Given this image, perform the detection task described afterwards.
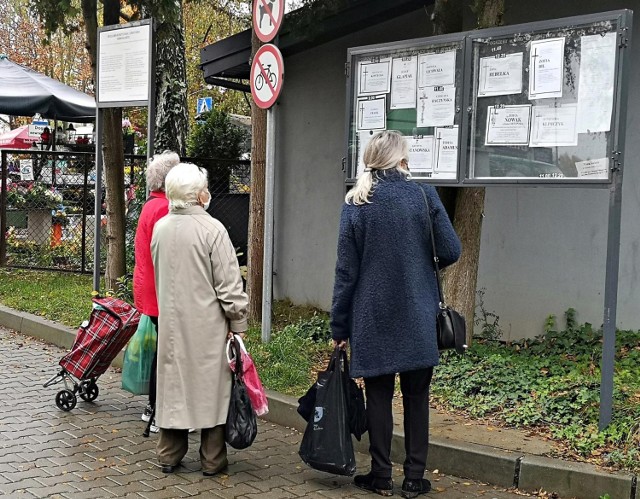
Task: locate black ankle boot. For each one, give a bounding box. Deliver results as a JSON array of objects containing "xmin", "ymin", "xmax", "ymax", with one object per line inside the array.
[
  {"xmin": 401, "ymin": 478, "xmax": 431, "ymax": 498},
  {"xmin": 354, "ymin": 473, "xmax": 393, "ymax": 496}
]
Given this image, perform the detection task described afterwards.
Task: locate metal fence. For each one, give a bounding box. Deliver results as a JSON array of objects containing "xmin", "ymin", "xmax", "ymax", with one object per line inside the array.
[{"xmin": 0, "ymin": 149, "xmax": 251, "ymax": 274}]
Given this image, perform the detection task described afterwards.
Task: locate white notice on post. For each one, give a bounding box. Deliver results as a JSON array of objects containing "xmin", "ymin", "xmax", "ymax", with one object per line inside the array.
[
  {"xmin": 356, "ymin": 96, "xmax": 386, "ymax": 131},
  {"xmin": 390, "ymin": 57, "xmax": 417, "ymax": 109},
  {"xmin": 405, "ymin": 136, "xmax": 435, "ymax": 174},
  {"xmin": 358, "ymin": 59, "xmax": 391, "ymax": 96},
  {"xmin": 418, "ymin": 51, "xmax": 456, "ymax": 88},
  {"xmin": 575, "ymin": 158, "xmax": 609, "ymax": 179},
  {"xmin": 98, "ymin": 24, "xmax": 151, "ymax": 104},
  {"xmin": 576, "ymin": 33, "xmax": 617, "ymax": 133},
  {"xmin": 485, "ymin": 105, "xmax": 531, "ymax": 146},
  {"xmin": 529, "ymin": 104, "xmax": 578, "ymax": 147},
  {"xmin": 417, "ymin": 86, "xmax": 455, "ymax": 127},
  {"xmin": 19, "ymin": 160, "xmax": 34, "ymax": 181},
  {"xmin": 478, "ymin": 53, "xmax": 523, "ymax": 97},
  {"xmin": 356, "ymin": 131, "xmax": 375, "ymax": 177},
  {"xmin": 434, "ymin": 126, "xmax": 458, "ymax": 175},
  {"xmin": 528, "ymin": 37, "xmax": 565, "ymax": 100}
]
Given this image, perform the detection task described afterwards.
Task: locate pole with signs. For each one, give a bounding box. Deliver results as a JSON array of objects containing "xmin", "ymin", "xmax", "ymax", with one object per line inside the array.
[{"xmin": 251, "ymin": 1, "xmax": 284, "ymax": 343}]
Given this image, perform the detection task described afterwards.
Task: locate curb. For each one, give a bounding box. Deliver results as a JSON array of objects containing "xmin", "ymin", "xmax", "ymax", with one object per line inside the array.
[{"xmin": 1, "ymin": 305, "xmax": 636, "ymax": 499}]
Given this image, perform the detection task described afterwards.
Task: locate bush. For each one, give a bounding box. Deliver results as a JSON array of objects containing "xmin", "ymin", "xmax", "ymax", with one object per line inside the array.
[{"xmin": 186, "ymin": 109, "xmax": 249, "ymax": 159}]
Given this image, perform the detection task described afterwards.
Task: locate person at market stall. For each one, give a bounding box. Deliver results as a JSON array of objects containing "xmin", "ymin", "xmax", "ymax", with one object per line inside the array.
[
  {"xmin": 132, "ymin": 150, "xmax": 180, "ymax": 433},
  {"xmin": 330, "ymin": 130, "xmax": 461, "ymax": 498},
  {"xmin": 151, "ymin": 162, "xmax": 248, "ymax": 476}
]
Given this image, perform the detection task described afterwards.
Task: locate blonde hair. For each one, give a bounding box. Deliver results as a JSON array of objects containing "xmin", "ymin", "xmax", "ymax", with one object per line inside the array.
[
  {"xmin": 345, "ymin": 131, "xmax": 410, "ymax": 205},
  {"xmin": 146, "ymin": 150, "xmax": 180, "ymax": 192},
  {"xmin": 165, "ymin": 163, "xmax": 208, "ymax": 211}
]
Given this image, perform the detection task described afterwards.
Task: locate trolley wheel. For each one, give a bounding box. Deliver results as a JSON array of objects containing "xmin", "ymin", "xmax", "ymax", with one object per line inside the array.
[
  {"xmin": 55, "ymin": 390, "xmax": 77, "ymax": 411},
  {"xmin": 79, "ymin": 381, "xmax": 99, "ymax": 402}
]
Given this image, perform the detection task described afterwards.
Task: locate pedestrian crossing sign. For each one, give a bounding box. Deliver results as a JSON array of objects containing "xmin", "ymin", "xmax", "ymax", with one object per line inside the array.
[{"xmin": 197, "ymin": 97, "xmax": 213, "ymax": 114}]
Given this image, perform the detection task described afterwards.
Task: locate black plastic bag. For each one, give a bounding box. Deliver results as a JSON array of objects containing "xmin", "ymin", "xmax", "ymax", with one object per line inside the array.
[
  {"xmin": 225, "ymin": 339, "xmax": 257, "ymax": 449},
  {"xmin": 297, "ymin": 350, "xmax": 367, "ymax": 441},
  {"xmin": 298, "ymin": 348, "xmax": 356, "ymax": 476}
]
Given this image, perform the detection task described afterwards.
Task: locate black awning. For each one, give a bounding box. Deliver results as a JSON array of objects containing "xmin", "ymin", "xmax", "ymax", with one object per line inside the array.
[{"xmin": 200, "ymin": 0, "xmax": 433, "ymax": 90}]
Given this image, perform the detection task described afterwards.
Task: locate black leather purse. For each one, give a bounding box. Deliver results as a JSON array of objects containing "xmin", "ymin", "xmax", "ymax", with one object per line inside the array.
[{"xmin": 420, "ymin": 187, "xmax": 468, "ymax": 354}]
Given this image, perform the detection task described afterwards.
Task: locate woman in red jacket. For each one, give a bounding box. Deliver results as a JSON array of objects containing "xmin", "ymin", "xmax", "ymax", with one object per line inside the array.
[{"xmin": 133, "ymin": 150, "xmax": 180, "ymax": 432}]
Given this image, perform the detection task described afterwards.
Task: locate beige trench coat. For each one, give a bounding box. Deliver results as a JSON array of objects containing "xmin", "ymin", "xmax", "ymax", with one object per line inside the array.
[{"xmin": 151, "ymin": 206, "xmax": 248, "ymax": 429}]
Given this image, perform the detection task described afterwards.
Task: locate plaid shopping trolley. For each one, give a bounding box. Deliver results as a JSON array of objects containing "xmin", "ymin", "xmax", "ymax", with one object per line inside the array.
[{"xmin": 43, "ymin": 297, "xmax": 140, "ymax": 411}]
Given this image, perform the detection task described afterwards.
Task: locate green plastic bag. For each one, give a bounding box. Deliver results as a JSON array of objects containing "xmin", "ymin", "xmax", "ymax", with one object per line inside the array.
[{"xmin": 121, "ymin": 315, "xmax": 157, "ymax": 395}]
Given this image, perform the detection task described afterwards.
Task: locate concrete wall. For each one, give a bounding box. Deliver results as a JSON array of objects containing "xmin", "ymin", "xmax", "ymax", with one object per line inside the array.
[{"xmin": 273, "ymin": 1, "xmax": 640, "ymax": 338}]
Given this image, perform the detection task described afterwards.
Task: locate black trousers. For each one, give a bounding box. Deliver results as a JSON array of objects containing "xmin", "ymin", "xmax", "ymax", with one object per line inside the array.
[
  {"xmin": 148, "ymin": 315, "xmax": 159, "ymax": 409},
  {"xmin": 364, "ymin": 367, "xmax": 434, "ymax": 480}
]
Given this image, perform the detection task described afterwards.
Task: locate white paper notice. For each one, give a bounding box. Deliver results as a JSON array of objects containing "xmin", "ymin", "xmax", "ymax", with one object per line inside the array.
[
  {"xmin": 576, "ymin": 33, "xmax": 617, "ymax": 133},
  {"xmin": 485, "ymin": 105, "xmax": 531, "ymax": 146},
  {"xmin": 356, "ymin": 96, "xmax": 386, "ymax": 131},
  {"xmin": 478, "ymin": 53, "xmax": 523, "ymax": 97},
  {"xmin": 418, "ymin": 51, "xmax": 456, "ymax": 88},
  {"xmin": 528, "ymin": 38, "xmax": 565, "ymax": 100},
  {"xmin": 405, "ymin": 136, "xmax": 435, "ymax": 174},
  {"xmin": 435, "ymin": 126, "xmax": 459, "ymax": 174},
  {"xmin": 356, "ymin": 131, "xmax": 375, "ymax": 177},
  {"xmin": 358, "ymin": 59, "xmax": 391, "ymax": 96},
  {"xmin": 575, "ymin": 158, "xmax": 609, "ymax": 179},
  {"xmin": 390, "ymin": 57, "xmax": 417, "ymax": 109},
  {"xmin": 417, "ymin": 86, "xmax": 456, "ymax": 127},
  {"xmin": 19, "ymin": 160, "xmax": 34, "ymax": 181},
  {"xmin": 529, "ymin": 104, "xmax": 578, "ymax": 147}
]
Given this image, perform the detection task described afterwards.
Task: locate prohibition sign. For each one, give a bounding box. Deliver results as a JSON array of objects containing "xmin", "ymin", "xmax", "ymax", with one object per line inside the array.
[
  {"xmin": 251, "ymin": 44, "xmax": 284, "ymax": 109},
  {"xmin": 253, "ymin": 0, "xmax": 284, "ymax": 43}
]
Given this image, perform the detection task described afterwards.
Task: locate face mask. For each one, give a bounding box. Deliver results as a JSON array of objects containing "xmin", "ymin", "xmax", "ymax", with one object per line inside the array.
[{"xmin": 202, "ymin": 192, "xmax": 211, "ymax": 211}]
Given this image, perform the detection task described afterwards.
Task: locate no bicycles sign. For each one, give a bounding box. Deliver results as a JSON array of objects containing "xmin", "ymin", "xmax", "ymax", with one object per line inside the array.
[
  {"xmin": 253, "ymin": 0, "xmax": 284, "ymax": 43},
  {"xmin": 251, "ymin": 44, "xmax": 284, "ymax": 109}
]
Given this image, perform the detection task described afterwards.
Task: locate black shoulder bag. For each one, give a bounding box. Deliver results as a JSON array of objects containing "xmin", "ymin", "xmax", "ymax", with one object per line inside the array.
[{"xmin": 420, "ymin": 187, "xmax": 467, "ymax": 354}]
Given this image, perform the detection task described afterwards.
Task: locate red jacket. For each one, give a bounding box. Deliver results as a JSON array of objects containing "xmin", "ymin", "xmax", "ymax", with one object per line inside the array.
[{"xmin": 133, "ymin": 191, "xmax": 169, "ymax": 316}]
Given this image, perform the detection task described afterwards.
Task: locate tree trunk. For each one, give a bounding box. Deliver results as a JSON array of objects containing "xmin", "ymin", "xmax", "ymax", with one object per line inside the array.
[
  {"xmin": 434, "ymin": 0, "xmax": 503, "ymax": 344},
  {"xmin": 144, "ymin": 1, "xmax": 189, "ymax": 155},
  {"xmin": 247, "ymin": 23, "xmax": 267, "ymax": 323}
]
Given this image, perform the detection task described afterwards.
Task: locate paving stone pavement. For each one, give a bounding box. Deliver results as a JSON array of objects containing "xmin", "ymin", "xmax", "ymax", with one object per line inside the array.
[{"xmin": 0, "ymin": 327, "xmax": 538, "ymax": 499}]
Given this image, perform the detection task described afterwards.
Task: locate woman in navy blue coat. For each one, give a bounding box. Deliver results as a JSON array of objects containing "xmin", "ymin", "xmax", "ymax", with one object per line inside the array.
[{"xmin": 331, "ymin": 131, "xmax": 461, "ymax": 498}]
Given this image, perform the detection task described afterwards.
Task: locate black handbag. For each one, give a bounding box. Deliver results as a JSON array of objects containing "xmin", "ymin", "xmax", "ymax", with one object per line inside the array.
[
  {"xmin": 225, "ymin": 339, "xmax": 258, "ymax": 449},
  {"xmin": 420, "ymin": 187, "xmax": 468, "ymax": 354}
]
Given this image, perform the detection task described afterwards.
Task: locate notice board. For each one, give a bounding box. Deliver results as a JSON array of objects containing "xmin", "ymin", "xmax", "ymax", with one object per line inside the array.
[{"xmin": 344, "ymin": 10, "xmax": 632, "ymax": 185}]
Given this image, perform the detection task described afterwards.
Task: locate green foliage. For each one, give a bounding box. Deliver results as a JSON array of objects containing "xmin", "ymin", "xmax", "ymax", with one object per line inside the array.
[
  {"xmin": 474, "ymin": 288, "xmax": 502, "ymax": 341},
  {"xmin": 186, "ymin": 109, "xmax": 249, "ymax": 159}
]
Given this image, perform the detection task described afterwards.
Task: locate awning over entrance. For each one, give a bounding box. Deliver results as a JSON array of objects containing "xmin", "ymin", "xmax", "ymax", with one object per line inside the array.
[{"xmin": 199, "ymin": 0, "xmax": 433, "ymax": 92}]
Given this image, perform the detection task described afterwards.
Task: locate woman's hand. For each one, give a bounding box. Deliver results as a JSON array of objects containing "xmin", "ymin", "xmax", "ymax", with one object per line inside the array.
[
  {"xmin": 332, "ymin": 339, "xmax": 348, "ymax": 350},
  {"xmin": 228, "ymin": 331, "xmax": 246, "ymax": 340}
]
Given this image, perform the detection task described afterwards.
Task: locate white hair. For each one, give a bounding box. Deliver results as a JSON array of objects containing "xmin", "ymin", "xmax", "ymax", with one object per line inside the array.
[
  {"xmin": 346, "ymin": 131, "xmax": 410, "ymax": 205},
  {"xmin": 146, "ymin": 150, "xmax": 180, "ymax": 192},
  {"xmin": 165, "ymin": 163, "xmax": 208, "ymax": 211}
]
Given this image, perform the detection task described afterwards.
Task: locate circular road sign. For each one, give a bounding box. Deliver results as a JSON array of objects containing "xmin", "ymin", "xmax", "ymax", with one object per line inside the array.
[
  {"xmin": 253, "ymin": 0, "xmax": 284, "ymax": 43},
  {"xmin": 251, "ymin": 44, "xmax": 284, "ymax": 109}
]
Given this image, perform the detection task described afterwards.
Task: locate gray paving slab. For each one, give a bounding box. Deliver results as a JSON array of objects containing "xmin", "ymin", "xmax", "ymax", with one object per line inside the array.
[{"xmin": 0, "ymin": 325, "xmax": 532, "ymax": 498}]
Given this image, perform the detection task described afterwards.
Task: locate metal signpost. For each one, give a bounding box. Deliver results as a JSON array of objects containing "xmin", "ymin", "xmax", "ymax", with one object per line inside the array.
[
  {"xmin": 251, "ymin": 1, "xmax": 285, "ymax": 343},
  {"xmin": 94, "ymin": 19, "xmax": 156, "ymax": 293}
]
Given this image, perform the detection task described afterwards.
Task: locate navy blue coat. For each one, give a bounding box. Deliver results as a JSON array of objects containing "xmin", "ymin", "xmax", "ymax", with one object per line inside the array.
[{"xmin": 330, "ymin": 169, "xmax": 462, "ymax": 378}]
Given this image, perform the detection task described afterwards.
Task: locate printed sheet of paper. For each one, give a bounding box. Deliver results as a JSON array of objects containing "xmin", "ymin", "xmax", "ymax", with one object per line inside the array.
[
  {"xmin": 19, "ymin": 159, "xmax": 34, "ymax": 181},
  {"xmin": 358, "ymin": 59, "xmax": 391, "ymax": 96},
  {"xmin": 417, "ymin": 85, "xmax": 455, "ymax": 127},
  {"xmin": 575, "ymin": 158, "xmax": 609, "ymax": 179},
  {"xmin": 529, "ymin": 104, "xmax": 578, "ymax": 147},
  {"xmin": 418, "ymin": 51, "xmax": 456, "ymax": 88},
  {"xmin": 478, "ymin": 53, "xmax": 523, "ymax": 97},
  {"xmin": 528, "ymin": 38, "xmax": 565, "ymax": 100},
  {"xmin": 576, "ymin": 33, "xmax": 617, "ymax": 133},
  {"xmin": 356, "ymin": 96, "xmax": 386, "ymax": 131},
  {"xmin": 356, "ymin": 131, "xmax": 375, "ymax": 177},
  {"xmin": 485, "ymin": 105, "xmax": 531, "ymax": 146},
  {"xmin": 434, "ymin": 126, "xmax": 459, "ymax": 174},
  {"xmin": 390, "ymin": 57, "xmax": 418, "ymax": 109},
  {"xmin": 405, "ymin": 136, "xmax": 435, "ymax": 174}
]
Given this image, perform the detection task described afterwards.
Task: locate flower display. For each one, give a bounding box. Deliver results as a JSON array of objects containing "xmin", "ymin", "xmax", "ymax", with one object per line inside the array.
[
  {"xmin": 4, "ymin": 181, "xmax": 63, "ymax": 209},
  {"xmin": 51, "ymin": 204, "xmax": 69, "ymax": 226},
  {"xmin": 122, "ymin": 118, "xmax": 135, "ymax": 136}
]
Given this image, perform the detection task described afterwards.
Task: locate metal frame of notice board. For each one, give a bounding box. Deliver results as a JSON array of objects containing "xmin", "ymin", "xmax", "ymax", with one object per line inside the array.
[{"xmin": 344, "ymin": 9, "xmax": 633, "ymax": 430}]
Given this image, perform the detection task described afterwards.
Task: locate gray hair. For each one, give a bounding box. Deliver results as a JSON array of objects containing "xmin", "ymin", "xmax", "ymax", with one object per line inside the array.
[
  {"xmin": 346, "ymin": 131, "xmax": 410, "ymax": 205},
  {"xmin": 146, "ymin": 150, "xmax": 180, "ymax": 192},
  {"xmin": 165, "ymin": 162, "xmax": 208, "ymax": 211}
]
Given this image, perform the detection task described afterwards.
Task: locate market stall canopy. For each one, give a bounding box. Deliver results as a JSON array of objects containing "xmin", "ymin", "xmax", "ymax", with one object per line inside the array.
[
  {"xmin": 0, "ymin": 125, "xmax": 38, "ymax": 149},
  {"xmin": 0, "ymin": 55, "xmax": 95, "ymax": 122}
]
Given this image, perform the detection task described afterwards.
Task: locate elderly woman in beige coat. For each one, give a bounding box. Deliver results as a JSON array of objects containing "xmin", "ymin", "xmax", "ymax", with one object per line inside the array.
[{"xmin": 151, "ymin": 162, "xmax": 248, "ymax": 476}]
